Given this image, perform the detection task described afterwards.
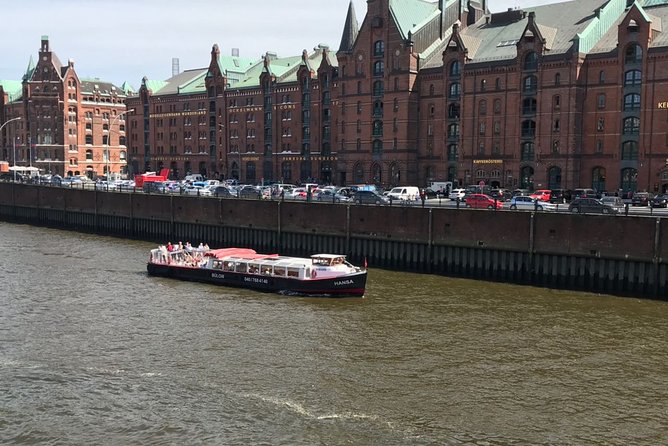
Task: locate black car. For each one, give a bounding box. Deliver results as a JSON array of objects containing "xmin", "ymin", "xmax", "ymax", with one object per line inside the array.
[
  {"xmin": 632, "ymin": 192, "xmax": 652, "ymax": 206},
  {"xmin": 550, "ymin": 189, "xmax": 572, "ymax": 203},
  {"xmin": 213, "ymin": 186, "xmax": 235, "ymax": 198},
  {"xmin": 238, "ymin": 186, "xmax": 261, "ymax": 199},
  {"xmin": 650, "ymin": 194, "xmax": 668, "ymax": 208},
  {"xmin": 352, "ymin": 190, "xmax": 389, "ymax": 205},
  {"xmin": 568, "ymin": 198, "xmax": 617, "ymax": 214}
]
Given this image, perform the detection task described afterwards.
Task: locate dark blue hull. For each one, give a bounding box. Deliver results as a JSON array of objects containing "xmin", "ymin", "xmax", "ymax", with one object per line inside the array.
[{"xmin": 147, "ymin": 263, "xmax": 367, "ymax": 297}]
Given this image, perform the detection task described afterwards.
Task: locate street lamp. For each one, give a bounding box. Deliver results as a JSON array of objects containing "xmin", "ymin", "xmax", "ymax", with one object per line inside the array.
[
  {"xmin": 0, "ymin": 116, "xmax": 22, "ymax": 181},
  {"xmin": 107, "ymin": 108, "xmax": 134, "ymax": 180}
]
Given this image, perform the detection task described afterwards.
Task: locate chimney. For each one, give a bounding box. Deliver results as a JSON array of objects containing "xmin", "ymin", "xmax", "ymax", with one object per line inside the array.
[{"xmin": 172, "ymin": 58, "xmax": 180, "ymax": 77}]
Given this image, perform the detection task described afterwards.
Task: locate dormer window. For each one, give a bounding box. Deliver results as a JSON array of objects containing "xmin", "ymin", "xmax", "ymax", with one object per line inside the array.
[{"xmin": 628, "ymin": 19, "xmax": 639, "ymax": 33}]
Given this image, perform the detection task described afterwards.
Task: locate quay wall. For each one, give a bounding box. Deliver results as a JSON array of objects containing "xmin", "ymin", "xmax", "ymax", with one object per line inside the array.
[{"xmin": 0, "ymin": 182, "xmax": 665, "ymax": 299}]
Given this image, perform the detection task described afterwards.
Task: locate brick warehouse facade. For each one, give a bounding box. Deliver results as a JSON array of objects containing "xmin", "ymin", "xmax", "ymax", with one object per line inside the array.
[
  {"xmin": 5, "ymin": 0, "xmax": 668, "ymax": 193},
  {"xmin": 0, "ymin": 36, "xmax": 131, "ymax": 179}
]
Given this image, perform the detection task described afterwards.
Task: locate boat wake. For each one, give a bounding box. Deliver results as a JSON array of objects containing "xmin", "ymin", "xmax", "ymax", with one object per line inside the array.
[{"xmin": 241, "ymin": 392, "xmax": 386, "ymax": 425}]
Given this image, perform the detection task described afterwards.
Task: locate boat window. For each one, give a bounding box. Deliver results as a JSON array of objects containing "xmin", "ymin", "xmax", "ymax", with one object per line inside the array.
[
  {"xmin": 248, "ymin": 264, "xmax": 260, "ymax": 274},
  {"xmin": 274, "ymin": 266, "xmax": 286, "ymax": 276},
  {"xmin": 287, "ymin": 267, "xmax": 300, "ymax": 278},
  {"xmin": 223, "ymin": 261, "xmax": 235, "ymax": 272},
  {"xmin": 211, "ymin": 260, "xmax": 223, "ymax": 270},
  {"xmin": 261, "ymin": 265, "xmax": 273, "ymax": 275},
  {"xmin": 235, "ymin": 262, "xmax": 248, "ymax": 273}
]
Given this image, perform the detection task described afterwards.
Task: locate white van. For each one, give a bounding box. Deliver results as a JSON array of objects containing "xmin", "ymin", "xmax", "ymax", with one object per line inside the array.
[
  {"xmin": 429, "ymin": 181, "xmax": 453, "ymax": 195},
  {"xmin": 387, "ymin": 186, "xmax": 420, "ymax": 201}
]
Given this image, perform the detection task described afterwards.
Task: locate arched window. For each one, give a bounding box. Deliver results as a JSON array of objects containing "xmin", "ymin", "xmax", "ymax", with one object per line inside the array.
[
  {"xmin": 521, "ymin": 142, "xmax": 534, "ymax": 161},
  {"xmin": 373, "ymin": 60, "xmax": 384, "ymax": 76},
  {"xmin": 479, "ymin": 99, "xmax": 487, "ymax": 115},
  {"xmin": 448, "ymin": 144, "xmax": 458, "ymax": 161},
  {"xmin": 371, "ymin": 163, "xmax": 382, "ymax": 184},
  {"xmin": 520, "ymin": 165, "xmax": 535, "ymax": 189},
  {"xmin": 621, "ymin": 168, "xmax": 638, "ymax": 192},
  {"xmin": 372, "ymin": 120, "xmax": 383, "ymax": 136},
  {"xmin": 373, "ymin": 40, "xmax": 385, "ymax": 56},
  {"xmin": 624, "ymin": 93, "xmax": 641, "ymax": 111},
  {"xmin": 599, "ymin": 70, "xmax": 606, "ymax": 84},
  {"xmin": 373, "ymin": 80, "xmax": 384, "ymax": 96},
  {"xmin": 448, "ymin": 123, "xmax": 460, "ymax": 138},
  {"xmin": 523, "ymin": 51, "xmax": 538, "ymax": 70},
  {"xmin": 548, "ymin": 166, "xmax": 562, "ymax": 189},
  {"xmin": 555, "ymin": 73, "xmax": 561, "ymax": 85},
  {"xmin": 449, "ymin": 82, "xmax": 461, "ymax": 98},
  {"xmin": 522, "ymin": 98, "xmax": 537, "ymax": 114},
  {"xmin": 246, "ymin": 161, "xmax": 256, "ymax": 182},
  {"xmin": 85, "ymin": 149, "xmax": 93, "ymax": 160},
  {"xmin": 624, "ymin": 69, "xmax": 642, "ymax": 86},
  {"xmin": 621, "ymin": 141, "xmax": 638, "ymax": 160},
  {"xmin": 449, "ymin": 60, "xmax": 461, "ymax": 76},
  {"xmin": 623, "ymin": 117, "xmax": 640, "ymax": 134},
  {"xmin": 521, "ymin": 120, "xmax": 536, "ymax": 138},
  {"xmin": 523, "ymin": 75, "xmax": 537, "ymax": 93},
  {"xmin": 592, "ymin": 167, "xmax": 606, "ymax": 192},
  {"xmin": 480, "ymin": 79, "xmax": 487, "ymax": 91},
  {"xmin": 448, "ymin": 103, "xmax": 460, "ymax": 119},
  {"xmin": 353, "ymin": 163, "xmax": 365, "ymax": 183},
  {"xmin": 625, "ymin": 44, "xmax": 642, "ymax": 63},
  {"xmin": 372, "ymin": 140, "xmax": 383, "ymax": 154}
]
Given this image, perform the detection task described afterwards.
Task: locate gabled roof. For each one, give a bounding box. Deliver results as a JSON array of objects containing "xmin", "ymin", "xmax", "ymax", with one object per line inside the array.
[
  {"xmin": 142, "ymin": 69, "xmax": 208, "ymax": 96},
  {"xmin": 459, "ymin": 0, "xmax": 613, "ymax": 65},
  {"xmin": 390, "ymin": 0, "xmax": 440, "ymax": 40},
  {"xmin": 79, "ymin": 79, "xmax": 128, "ymax": 98}
]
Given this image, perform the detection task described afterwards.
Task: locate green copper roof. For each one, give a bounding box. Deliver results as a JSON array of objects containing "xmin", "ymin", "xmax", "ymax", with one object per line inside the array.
[
  {"xmin": 0, "ymin": 80, "xmax": 22, "ymax": 102},
  {"xmin": 144, "ymin": 79, "xmax": 169, "ymax": 94},
  {"xmin": 641, "ymin": 0, "xmax": 668, "ymax": 7},
  {"xmin": 390, "ymin": 0, "xmax": 440, "ymax": 39},
  {"xmin": 23, "ymin": 55, "xmax": 35, "ymax": 81}
]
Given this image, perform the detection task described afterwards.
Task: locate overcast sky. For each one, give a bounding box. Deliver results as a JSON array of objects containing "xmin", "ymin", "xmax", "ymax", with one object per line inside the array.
[{"xmin": 0, "ymin": 0, "xmax": 559, "ymax": 90}]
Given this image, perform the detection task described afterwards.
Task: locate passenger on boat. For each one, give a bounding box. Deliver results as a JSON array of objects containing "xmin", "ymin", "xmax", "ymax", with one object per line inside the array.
[{"xmin": 167, "ymin": 242, "xmax": 174, "ymax": 252}]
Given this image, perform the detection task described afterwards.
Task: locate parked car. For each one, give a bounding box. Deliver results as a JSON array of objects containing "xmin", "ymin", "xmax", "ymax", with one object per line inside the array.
[
  {"xmin": 449, "ymin": 188, "xmax": 466, "ymax": 200},
  {"xmin": 489, "ymin": 188, "xmax": 512, "ymax": 202},
  {"xmin": 213, "ymin": 186, "xmax": 235, "ymax": 198},
  {"xmin": 550, "ymin": 189, "xmax": 572, "ymax": 203},
  {"xmin": 530, "ymin": 189, "xmax": 551, "ymax": 202},
  {"xmin": 568, "ymin": 198, "xmax": 618, "ymax": 214},
  {"xmin": 315, "ymin": 189, "xmax": 350, "ymax": 203},
  {"xmin": 601, "ymin": 196, "xmax": 625, "ymax": 213},
  {"xmin": 650, "ymin": 194, "xmax": 668, "ymax": 208},
  {"xmin": 464, "ymin": 193, "xmax": 504, "ymax": 209},
  {"xmin": 238, "ymin": 185, "xmax": 261, "ymax": 199},
  {"xmin": 632, "ymin": 192, "xmax": 652, "ymax": 206},
  {"xmin": 508, "ymin": 196, "xmax": 556, "ymax": 211},
  {"xmin": 572, "ymin": 188, "xmax": 597, "ymax": 199},
  {"xmin": 352, "ymin": 190, "xmax": 389, "ymax": 205}
]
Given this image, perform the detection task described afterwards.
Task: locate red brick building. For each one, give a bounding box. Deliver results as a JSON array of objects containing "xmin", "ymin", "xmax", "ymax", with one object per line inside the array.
[
  {"xmin": 8, "ymin": 1, "xmax": 668, "ymax": 194},
  {"xmin": 0, "ymin": 36, "xmax": 131, "ymax": 179},
  {"xmin": 124, "ymin": 0, "xmax": 668, "ymax": 193}
]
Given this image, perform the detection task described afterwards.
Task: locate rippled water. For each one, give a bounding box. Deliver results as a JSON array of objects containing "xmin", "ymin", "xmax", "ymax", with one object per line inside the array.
[{"xmin": 1, "ymin": 222, "xmax": 667, "ymax": 445}]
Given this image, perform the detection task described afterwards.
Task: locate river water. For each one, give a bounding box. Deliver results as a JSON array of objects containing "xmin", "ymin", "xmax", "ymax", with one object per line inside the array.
[{"xmin": 1, "ymin": 222, "xmax": 667, "ymax": 445}]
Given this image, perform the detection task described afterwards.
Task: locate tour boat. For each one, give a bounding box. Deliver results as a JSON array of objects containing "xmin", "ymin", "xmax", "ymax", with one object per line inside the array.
[{"xmin": 147, "ymin": 246, "xmax": 367, "ymax": 297}]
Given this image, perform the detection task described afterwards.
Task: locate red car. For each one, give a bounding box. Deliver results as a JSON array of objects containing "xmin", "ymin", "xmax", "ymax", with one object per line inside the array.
[
  {"xmin": 465, "ymin": 193, "xmax": 504, "ymax": 209},
  {"xmin": 530, "ymin": 189, "xmax": 551, "ymax": 202}
]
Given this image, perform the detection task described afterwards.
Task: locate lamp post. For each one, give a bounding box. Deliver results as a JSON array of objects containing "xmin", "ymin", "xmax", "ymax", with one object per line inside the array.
[
  {"xmin": 0, "ymin": 117, "xmax": 22, "ymax": 181},
  {"xmin": 108, "ymin": 108, "xmax": 134, "ymax": 180}
]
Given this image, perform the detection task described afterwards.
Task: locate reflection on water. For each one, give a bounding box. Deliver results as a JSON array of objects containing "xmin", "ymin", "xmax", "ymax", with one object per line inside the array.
[{"xmin": 1, "ymin": 222, "xmax": 667, "ymax": 445}]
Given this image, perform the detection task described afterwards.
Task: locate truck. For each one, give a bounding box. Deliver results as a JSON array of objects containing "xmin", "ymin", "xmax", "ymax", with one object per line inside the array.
[
  {"xmin": 134, "ymin": 168, "xmax": 170, "ymax": 188},
  {"xmin": 428, "ymin": 181, "xmax": 453, "ymax": 196}
]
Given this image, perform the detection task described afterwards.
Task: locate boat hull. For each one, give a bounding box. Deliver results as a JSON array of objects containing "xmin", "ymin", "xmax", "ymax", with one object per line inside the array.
[{"xmin": 147, "ymin": 263, "xmax": 367, "ymax": 297}]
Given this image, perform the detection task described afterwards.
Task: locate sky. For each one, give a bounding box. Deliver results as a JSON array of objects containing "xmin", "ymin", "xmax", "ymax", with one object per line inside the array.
[{"xmin": 0, "ymin": 0, "xmax": 560, "ymax": 90}]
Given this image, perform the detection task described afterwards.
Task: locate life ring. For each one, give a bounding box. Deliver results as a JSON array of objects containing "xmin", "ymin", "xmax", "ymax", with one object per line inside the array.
[{"xmin": 311, "ymin": 269, "xmax": 317, "ymax": 279}]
